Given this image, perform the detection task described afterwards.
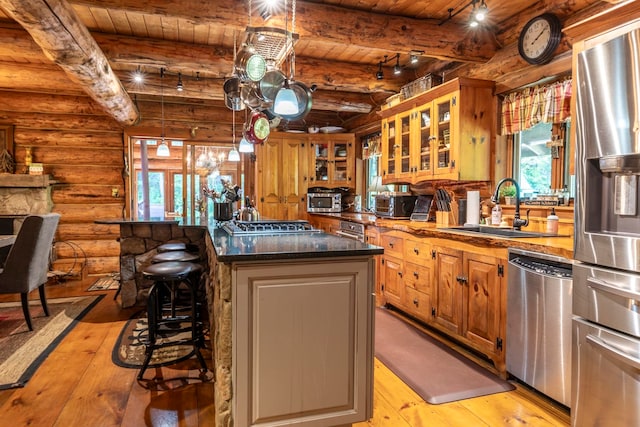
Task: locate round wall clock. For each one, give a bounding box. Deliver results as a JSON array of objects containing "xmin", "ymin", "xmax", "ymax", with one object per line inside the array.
[{"xmin": 518, "ymin": 13, "xmax": 562, "ymax": 65}]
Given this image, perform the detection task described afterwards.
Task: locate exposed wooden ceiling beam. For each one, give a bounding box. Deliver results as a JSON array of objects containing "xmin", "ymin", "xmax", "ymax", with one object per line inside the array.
[
  {"xmin": 0, "ymin": 0, "xmax": 139, "ymax": 125},
  {"xmin": 69, "ymin": 0, "xmax": 497, "ymax": 63}
]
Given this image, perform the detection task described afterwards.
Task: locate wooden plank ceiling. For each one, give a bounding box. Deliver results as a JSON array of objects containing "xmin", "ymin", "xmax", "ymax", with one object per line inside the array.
[{"xmin": 0, "ymin": 0, "xmax": 616, "ymax": 132}]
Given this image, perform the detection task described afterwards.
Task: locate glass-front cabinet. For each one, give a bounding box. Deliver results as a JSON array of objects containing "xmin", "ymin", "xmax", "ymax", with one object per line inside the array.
[
  {"xmin": 433, "ymin": 93, "xmax": 456, "ymax": 177},
  {"xmin": 309, "ymin": 134, "xmax": 355, "ymax": 188},
  {"xmin": 381, "ymin": 110, "xmax": 412, "ymax": 181},
  {"xmin": 380, "ymin": 78, "xmax": 494, "ymax": 184}
]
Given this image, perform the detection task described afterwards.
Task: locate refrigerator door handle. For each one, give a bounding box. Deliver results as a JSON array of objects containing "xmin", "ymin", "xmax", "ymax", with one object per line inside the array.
[
  {"xmin": 586, "ymin": 334, "xmax": 640, "ymax": 370},
  {"xmin": 587, "ymin": 276, "xmax": 640, "ymax": 301}
]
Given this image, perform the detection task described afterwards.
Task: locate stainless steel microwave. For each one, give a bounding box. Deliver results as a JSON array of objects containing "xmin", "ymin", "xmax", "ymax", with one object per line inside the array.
[
  {"xmin": 307, "ymin": 192, "xmax": 342, "ymax": 213},
  {"xmin": 375, "ymin": 193, "xmax": 417, "ymax": 218}
]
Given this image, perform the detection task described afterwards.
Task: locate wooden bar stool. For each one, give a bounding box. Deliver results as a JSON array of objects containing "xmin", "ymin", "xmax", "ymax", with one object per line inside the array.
[{"xmin": 139, "ymin": 261, "xmax": 207, "ymax": 380}]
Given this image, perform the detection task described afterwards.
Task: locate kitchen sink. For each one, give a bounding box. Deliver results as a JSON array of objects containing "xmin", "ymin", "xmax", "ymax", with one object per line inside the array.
[{"xmin": 442, "ymin": 225, "xmax": 568, "ymax": 238}]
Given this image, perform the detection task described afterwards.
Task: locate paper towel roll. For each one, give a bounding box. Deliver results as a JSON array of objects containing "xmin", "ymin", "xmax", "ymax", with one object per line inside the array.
[{"xmin": 466, "ymin": 191, "xmax": 480, "ymax": 226}]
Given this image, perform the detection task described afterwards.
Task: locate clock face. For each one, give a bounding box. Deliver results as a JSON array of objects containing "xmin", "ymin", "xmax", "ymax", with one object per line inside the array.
[
  {"xmin": 253, "ymin": 116, "xmax": 270, "ymax": 141},
  {"xmin": 246, "ymin": 54, "xmax": 267, "ymax": 82},
  {"xmin": 518, "ymin": 13, "xmax": 562, "ymax": 65}
]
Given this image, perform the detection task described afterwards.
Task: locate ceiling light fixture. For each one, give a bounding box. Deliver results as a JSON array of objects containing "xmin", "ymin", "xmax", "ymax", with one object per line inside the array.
[
  {"xmin": 228, "ymin": 107, "xmax": 240, "ymax": 162},
  {"xmin": 410, "ymin": 54, "xmax": 418, "ymax": 64},
  {"xmin": 157, "ymin": 68, "xmax": 170, "ymax": 157},
  {"xmin": 439, "ymin": 0, "xmax": 489, "ymax": 27},
  {"xmin": 176, "ymin": 72, "xmax": 184, "ymax": 92},
  {"xmin": 374, "ymin": 53, "xmax": 405, "ymax": 80},
  {"xmin": 133, "ymin": 66, "xmax": 144, "ymax": 84},
  {"xmin": 394, "ymin": 54, "xmax": 402, "ymax": 75},
  {"xmin": 238, "ymin": 136, "xmax": 254, "ymax": 153},
  {"xmin": 273, "ymin": 0, "xmax": 300, "ymax": 115}
]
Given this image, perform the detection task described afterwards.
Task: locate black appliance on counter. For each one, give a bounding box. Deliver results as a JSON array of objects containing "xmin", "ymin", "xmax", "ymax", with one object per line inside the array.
[{"xmin": 374, "ymin": 193, "xmax": 417, "ymax": 218}]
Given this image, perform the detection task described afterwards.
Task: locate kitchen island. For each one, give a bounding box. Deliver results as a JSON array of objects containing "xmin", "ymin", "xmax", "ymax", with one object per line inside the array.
[{"xmin": 207, "ymin": 223, "xmax": 383, "ymax": 427}]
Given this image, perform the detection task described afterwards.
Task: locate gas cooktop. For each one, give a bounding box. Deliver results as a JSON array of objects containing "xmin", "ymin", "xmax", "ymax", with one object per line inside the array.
[{"xmin": 222, "ymin": 220, "xmax": 320, "ymax": 236}]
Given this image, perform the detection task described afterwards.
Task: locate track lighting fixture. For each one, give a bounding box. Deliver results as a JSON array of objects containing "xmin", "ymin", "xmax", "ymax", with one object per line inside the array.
[
  {"xmin": 376, "ymin": 53, "xmax": 415, "ymax": 80},
  {"xmin": 439, "ymin": 0, "xmax": 489, "ymax": 27},
  {"xmin": 176, "ymin": 72, "xmax": 184, "ymax": 92},
  {"xmin": 133, "ymin": 66, "xmax": 144, "ymax": 84}
]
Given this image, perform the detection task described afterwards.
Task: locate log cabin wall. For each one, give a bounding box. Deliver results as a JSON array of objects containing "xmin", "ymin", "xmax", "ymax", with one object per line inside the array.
[{"xmin": 0, "ymin": 91, "xmax": 125, "ymax": 277}]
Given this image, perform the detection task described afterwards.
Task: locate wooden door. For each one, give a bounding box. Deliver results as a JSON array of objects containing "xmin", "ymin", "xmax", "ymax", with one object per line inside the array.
[
  {"xmin": 434, "ymin": 246, "xmax": 463, "ymax": 334},
  {"xmin": 463, "ymin": 252, "xmax": 503, "ymax": 355},
  {"xmin": 256, "ymin": 137, "xmax": 282, "ymax": 220},
  {"xmin": 281, "ymin": 138, "xmax": 304, "ymax": 220}
]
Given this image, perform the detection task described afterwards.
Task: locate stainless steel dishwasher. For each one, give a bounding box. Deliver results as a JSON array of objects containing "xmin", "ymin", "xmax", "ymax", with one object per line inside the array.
[{"xmin": 507, "ymin": 248, "xmax": 573, "ymax": 407}]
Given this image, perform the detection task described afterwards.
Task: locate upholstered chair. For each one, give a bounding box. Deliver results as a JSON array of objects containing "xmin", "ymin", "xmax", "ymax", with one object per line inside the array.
[{"xmin": 0, "ymin": 213, "xmax": 61, "ymax": 331}]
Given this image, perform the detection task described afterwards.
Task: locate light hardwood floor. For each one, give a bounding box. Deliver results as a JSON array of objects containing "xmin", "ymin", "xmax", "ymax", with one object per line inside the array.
[{"xmin": 0, "ymin": 277, "xmax": 570, "ymax": 426}]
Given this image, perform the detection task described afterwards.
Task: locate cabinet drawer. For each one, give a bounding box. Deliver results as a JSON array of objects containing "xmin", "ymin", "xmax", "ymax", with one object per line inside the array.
[
  {"xmin": 381, "ymin": 234, "xmax": 404, "ymax": 258},
  {"xmin": 404, "ymin": 238, "xmax": 431, "ymax": 264},
  {"xmin": 404, "ymin": 262, "xmax": 432, "ymax": 295},
  {"xmin": 403, "ymin": 286, "xmax": 432, "ymax": 320}
]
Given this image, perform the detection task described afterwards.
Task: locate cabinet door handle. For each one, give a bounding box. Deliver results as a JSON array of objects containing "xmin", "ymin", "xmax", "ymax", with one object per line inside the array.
[
  {"xmin": 388, "ymin": 242, "xmax": 394, "ymax": 248},
  {"xmin": 456, "ymin": 275, "xmax": 467, "ymax": 283},
  {"xmin": 413, "ymin": 271, "xmax": 419, "ymax": 278},
  {"xmin": 398, "ymin": 271, "xmax": 403, "ymax": 278},
  {"xmin": 413, "ymin": 298, "xmax": 419, "ymax": 306},
  {"xmin": 413, "ymin": 247, "xmax": 419, "ymax": 255}
]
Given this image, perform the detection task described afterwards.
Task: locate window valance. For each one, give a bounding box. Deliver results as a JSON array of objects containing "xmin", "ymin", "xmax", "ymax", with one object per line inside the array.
[{"xmin": 500, "ymin": 78, "xmax": 572, "ymax": 135}]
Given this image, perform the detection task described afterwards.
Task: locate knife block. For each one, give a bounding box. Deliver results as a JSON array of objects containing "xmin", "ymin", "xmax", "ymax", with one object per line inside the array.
[{"xmin": 436, "ymin": 211, "xmax": 450, "ymax": 228}]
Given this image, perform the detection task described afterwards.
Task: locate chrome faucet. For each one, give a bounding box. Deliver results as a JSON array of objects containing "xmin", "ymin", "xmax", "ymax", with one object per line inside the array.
[{"xmin": 491, "ymin": 178, "xmax": 530, "ymax": 230}]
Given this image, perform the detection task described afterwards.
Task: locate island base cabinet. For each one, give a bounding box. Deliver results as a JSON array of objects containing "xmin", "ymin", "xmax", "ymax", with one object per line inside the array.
[{"xmin": 233, "ymin": 257, "xmax": 374, "ymax": 427}]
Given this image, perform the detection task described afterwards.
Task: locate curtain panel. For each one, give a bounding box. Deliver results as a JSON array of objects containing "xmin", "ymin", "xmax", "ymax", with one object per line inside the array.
[{"xmin": 500, "ymin": 79, "xmax": 572, "ymax": 135}]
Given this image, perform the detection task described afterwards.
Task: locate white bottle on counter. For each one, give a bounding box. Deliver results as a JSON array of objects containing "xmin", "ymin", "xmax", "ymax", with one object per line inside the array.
[
  {"xmin": 546, "ymin": 207, "xmax": 559, "ymax": 234},
  {"xmin": 491, "ymin": 203, "xmax": 502, "ymax": 225}
]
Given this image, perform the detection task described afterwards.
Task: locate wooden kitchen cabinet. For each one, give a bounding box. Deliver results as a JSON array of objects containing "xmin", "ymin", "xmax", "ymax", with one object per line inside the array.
[
  {"xmin": 433, "ymin": 244, "xmax": 506, "ymax": 370},
  {"xmin": 309, "ymin": 133, "xmax": 355, "ymax": 189},
  {"xmin": 379, "ymin": 230, "xmax": 405, "ymax": 308},
  {"xmin": 402, "ymin": 236, "xmax": 433, "ymax": 323},
  {"xmin": 255, "ymin": 134, "xmax": 308, "ymax": 220},
  {"xmin": 307, "ymin": 214, "xmax": 340, "ymax": 234},
  {"xmin": 380, "ymin": 78, "xmax": 495, "ymax": 184}
]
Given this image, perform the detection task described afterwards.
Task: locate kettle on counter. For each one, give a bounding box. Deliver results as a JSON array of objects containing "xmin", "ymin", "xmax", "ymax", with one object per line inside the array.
[{"xmin": 239, "ymin": 196, "xmax": 260, "ymax": 222}]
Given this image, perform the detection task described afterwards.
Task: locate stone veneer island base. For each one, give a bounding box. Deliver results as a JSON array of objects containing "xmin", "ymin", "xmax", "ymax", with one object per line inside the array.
[{"xmin": 207, "ymin": 227, "xmax": 382, "ymax": 427}]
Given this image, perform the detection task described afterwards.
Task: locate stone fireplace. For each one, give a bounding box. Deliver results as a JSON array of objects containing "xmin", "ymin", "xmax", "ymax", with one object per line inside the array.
[{"xmin": 0, "ymin": 174, "xmax": 55, "ymax": 216}]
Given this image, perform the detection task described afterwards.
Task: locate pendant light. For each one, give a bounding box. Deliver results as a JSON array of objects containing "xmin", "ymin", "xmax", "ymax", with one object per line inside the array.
[
  {"xmin": 156, "ymin": 68, "xmax": 170, "ymax": 157},
  {"xmin": 228, "ymin": 108, "xmax": 240, "ymax": 162},
  {"xmin": 273, "ymin": 0, "xmax": 299, "ymax": 115}
]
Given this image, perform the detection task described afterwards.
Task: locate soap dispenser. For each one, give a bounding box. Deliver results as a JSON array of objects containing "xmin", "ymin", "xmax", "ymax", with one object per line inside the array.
[{"xmin": 546, "ymin": 207, "xmax": 559, "ymax": 234}]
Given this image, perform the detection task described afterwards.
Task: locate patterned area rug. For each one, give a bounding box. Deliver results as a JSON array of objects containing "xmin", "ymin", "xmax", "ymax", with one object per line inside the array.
[
  {"xmin": 375, "ymin": 307, "xmax": 514, "ymax": 404},
  {"xmin": 112, "ymin": 311, "xmax": 203, "ymax": 369},
  {"xmin": 0, "ymin": 295, "xmax": 104, "ymax": 389},
  {"xmin": 87, "ymin": 275, "xmax": 120, "ymax": 291}
]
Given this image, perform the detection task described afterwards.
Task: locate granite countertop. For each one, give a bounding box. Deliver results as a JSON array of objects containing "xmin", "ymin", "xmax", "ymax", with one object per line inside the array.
[
  {"xmin": 210, "ymin": 227, "xmax": 383, "ymax": 263},
  {"xmin": 94, "ymin": 218, "xmax": 180, "ymax": 225},
  {"xmin": 310, "ymin": 212, "xmax": 574, "ymax": 259}
]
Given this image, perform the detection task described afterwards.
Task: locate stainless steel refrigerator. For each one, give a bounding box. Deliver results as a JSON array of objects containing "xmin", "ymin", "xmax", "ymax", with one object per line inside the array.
[{"xmin": 573, "ymin": 25, "xmax": 640, "ymax": 427}]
